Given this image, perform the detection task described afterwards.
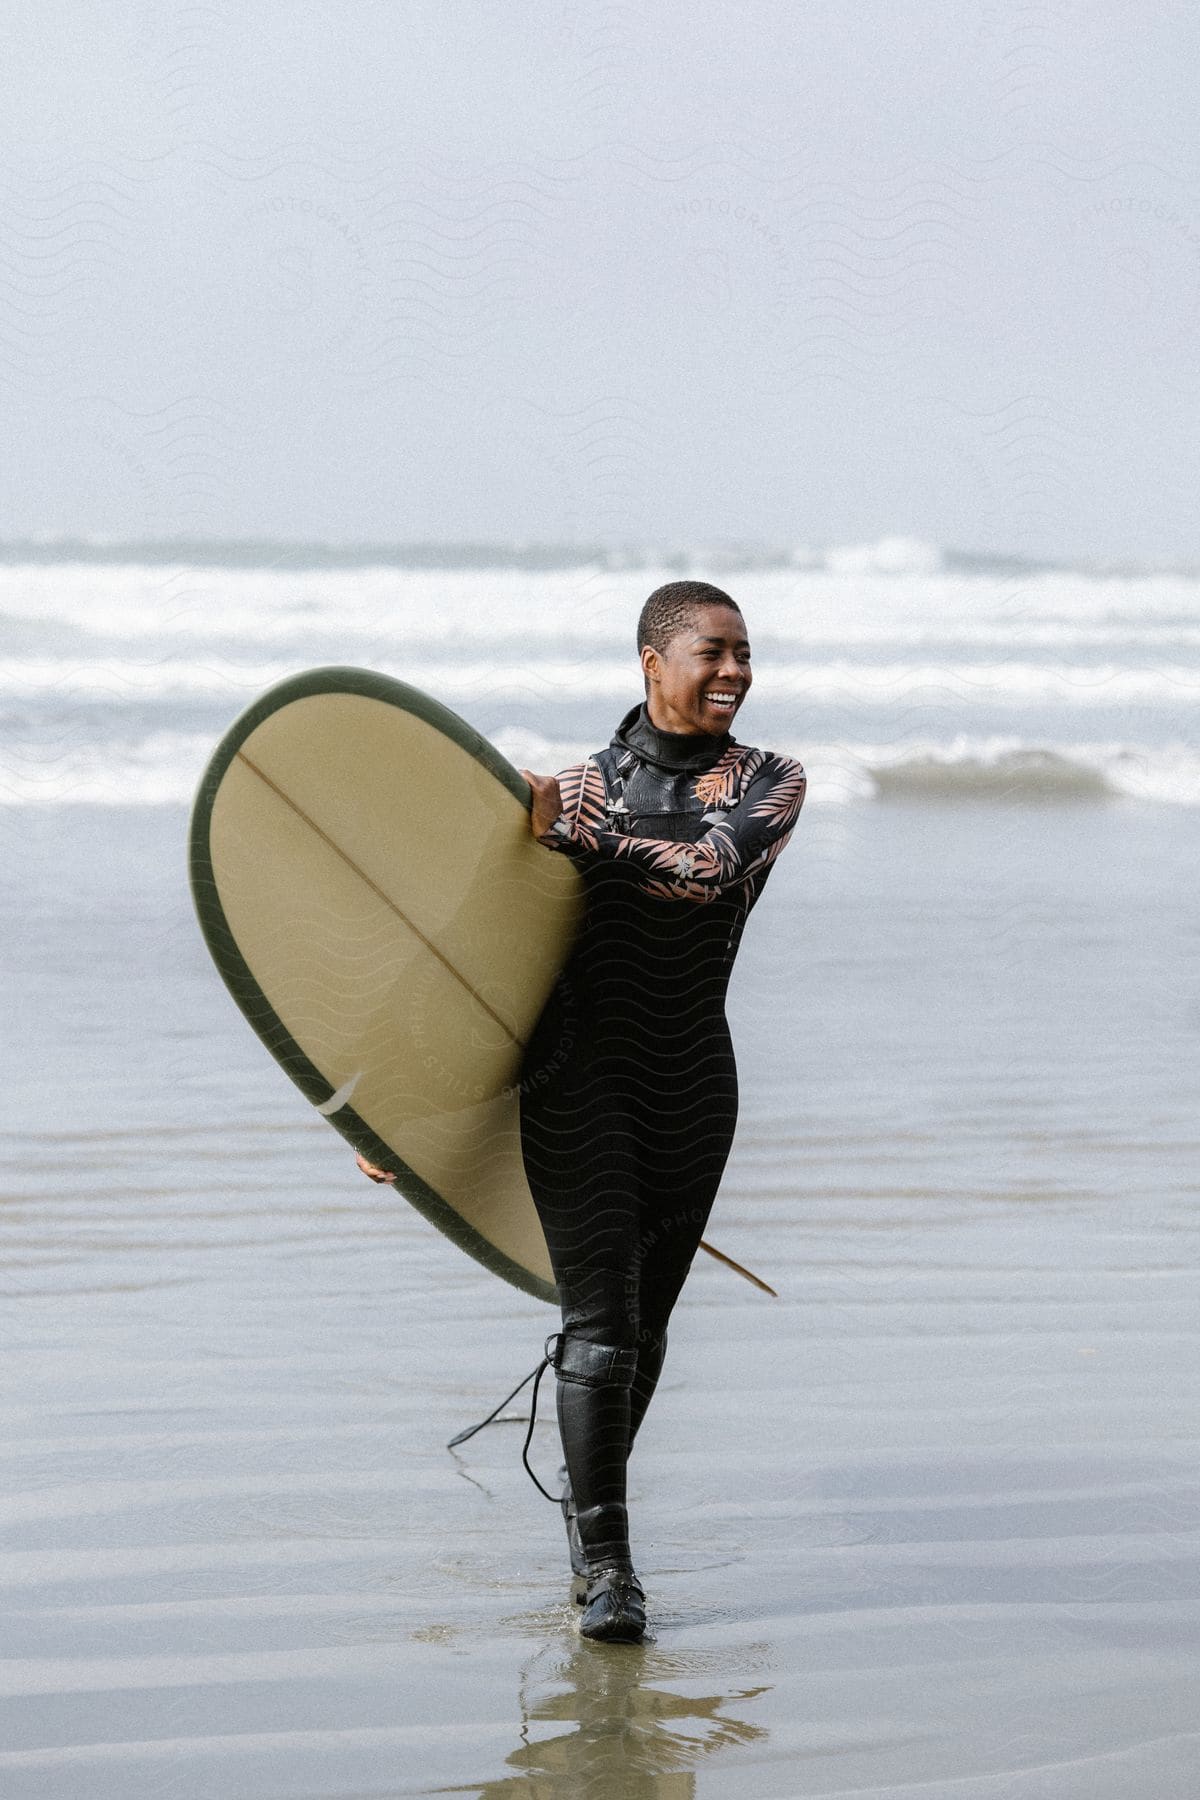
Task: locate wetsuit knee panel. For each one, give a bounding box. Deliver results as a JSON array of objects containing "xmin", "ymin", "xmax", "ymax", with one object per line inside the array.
[{"xmin": 548, "ymin": 1331, "xmax": 637, "ymax": 1389}]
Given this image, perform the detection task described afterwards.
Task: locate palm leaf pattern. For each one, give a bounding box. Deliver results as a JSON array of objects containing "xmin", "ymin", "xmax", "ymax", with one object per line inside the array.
[
  {"xmin": 744, "ymin": 758, "xmax": 807, "ymax": 830},
  {"xmin": 556, "ymin": 758, "xmax": 609, "ymax": 835},
  {"xmin": 544, "ymin": 748, "xmax": 805, "ymax": 905},
  {"xmin": 692, "ymin": 745, "xmax": 752, "ymax": 809}
]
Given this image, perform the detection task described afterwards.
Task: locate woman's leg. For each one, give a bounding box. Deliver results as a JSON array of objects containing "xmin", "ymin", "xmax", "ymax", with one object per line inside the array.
[
  {"xmin": 518, "ymin": 979, "xmax": 739, "ymax": 1638},
  {"xmin": 627, "ymin": 1334, "xmax": 667, "ymax": 1457},
  {"xmin": 519, "ymin": 993, "xmax": 645, "ymax": 1576},
  {"xmin": 625, "ymin": 1021, "xmax": 740, "ymax": 1454}
]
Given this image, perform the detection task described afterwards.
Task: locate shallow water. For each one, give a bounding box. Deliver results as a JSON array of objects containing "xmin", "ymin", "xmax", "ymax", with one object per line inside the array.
[{"xmin": 2, "ymin": 799, "xmax": 1198, "ymax": 1797}]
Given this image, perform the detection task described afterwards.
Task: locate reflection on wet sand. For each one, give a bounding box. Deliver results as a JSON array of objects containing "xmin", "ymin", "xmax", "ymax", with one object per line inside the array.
[{"xmin": 455, "ymin": 1637, "xmax": 769, "ymax": 1798}]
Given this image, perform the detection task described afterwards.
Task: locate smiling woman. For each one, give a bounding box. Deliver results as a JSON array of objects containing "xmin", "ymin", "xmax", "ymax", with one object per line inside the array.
[
  {"xmin": 514, "ymin": 580, "xmax": 806, "ymax": 1643},
  {"xmin": 639, "ymin": 586, "xmax": 755, "ymax": 727}
]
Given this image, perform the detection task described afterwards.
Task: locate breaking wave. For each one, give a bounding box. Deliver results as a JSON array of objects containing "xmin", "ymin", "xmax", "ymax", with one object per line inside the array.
[{"xmin": 3, "ymin": 732, "xmax": 1197, "ymax": 808}]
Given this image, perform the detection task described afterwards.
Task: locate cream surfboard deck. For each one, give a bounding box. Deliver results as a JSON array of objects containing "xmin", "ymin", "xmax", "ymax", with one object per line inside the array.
[{"xmin": 188, "ymin": 666, "xmax": 582, "ymax": 1304}]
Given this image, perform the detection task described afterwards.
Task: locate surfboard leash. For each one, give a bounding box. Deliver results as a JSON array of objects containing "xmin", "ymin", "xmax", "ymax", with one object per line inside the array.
[{"xmin": 446, "ymin": 1335, "xmax": 564, "ymax": 1504}]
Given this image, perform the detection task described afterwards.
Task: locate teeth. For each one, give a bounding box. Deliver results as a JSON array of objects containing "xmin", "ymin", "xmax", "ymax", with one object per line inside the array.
[{"xmin": 705, "ymin": 693, "xmax": 737, "ymax": 703}]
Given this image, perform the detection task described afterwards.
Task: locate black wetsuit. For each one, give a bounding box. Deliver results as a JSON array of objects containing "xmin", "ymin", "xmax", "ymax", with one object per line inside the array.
[{"xmin": 518, "ymin": 700, "xmax": 805, "ymax": 1570}]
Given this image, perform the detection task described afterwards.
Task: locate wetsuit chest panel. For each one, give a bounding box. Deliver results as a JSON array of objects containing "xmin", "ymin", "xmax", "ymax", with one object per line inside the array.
[
  {"xmin": 563, "ymin": 749, "xmax": 747, "ymax": 1004},
  {"xmin": 598, "ymin": 755, "xmax": 737, "ymax": 844}
]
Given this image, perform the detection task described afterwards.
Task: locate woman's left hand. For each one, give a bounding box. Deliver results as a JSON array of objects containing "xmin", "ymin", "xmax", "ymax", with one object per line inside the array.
[
  {"xmin": 520, "ymin": 769, "xmax": 563, "ymax": 838},
  {"xmin": 356, "ymin": 1151, "xmax": 396, "ymax": 1184}
]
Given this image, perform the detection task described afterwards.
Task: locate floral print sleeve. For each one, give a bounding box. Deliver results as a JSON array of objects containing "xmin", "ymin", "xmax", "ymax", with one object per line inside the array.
[{"xmin": 538, "ymin": 750, "xmax": 806, "ymax": 903}]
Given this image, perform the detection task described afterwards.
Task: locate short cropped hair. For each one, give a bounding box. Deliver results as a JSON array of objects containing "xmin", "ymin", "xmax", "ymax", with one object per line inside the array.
[{"xmin": 636, "ymin": 582, "xmax": 743, "ymax": 688}]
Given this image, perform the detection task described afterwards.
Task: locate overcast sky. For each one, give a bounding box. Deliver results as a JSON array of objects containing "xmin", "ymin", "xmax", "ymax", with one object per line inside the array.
[{"xmin": 2, "ymin": 3, "xmax": 1198, "ymax": 560}]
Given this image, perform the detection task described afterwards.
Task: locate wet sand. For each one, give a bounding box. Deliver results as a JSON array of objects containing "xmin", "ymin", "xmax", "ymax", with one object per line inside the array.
[{"xmin": 1, "ymin": 801, "xmax": 1197, "ymax": 1797}]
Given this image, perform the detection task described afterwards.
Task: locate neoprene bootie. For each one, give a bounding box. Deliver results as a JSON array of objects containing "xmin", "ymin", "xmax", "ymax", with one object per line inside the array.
[
  {"xmin": 551, "ymin": 1332, "xmax": 646, "ymax": 1641},
  {"xmin": 560, "ymin": 1333, "xmax": 666, "ymax": 1604},
  {"xmin": 579, "ymin": 1565, "xmax": 646, "ymax": 1643},
  {"xmin": 557, "ymin": 1463, "xmax": 589, "ymax": 1599}
]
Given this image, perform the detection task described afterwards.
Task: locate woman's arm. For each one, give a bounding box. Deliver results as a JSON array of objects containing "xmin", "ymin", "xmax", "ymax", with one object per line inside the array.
[{"xmin": 533, "ymin": 750, "xmax": 806, "ymax": 903}]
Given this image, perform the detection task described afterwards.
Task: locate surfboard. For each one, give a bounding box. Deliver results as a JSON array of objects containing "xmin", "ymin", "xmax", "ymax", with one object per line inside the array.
[{"xmin": 187, "ymin": 665, "xmax": 582, "ymax": 1304}]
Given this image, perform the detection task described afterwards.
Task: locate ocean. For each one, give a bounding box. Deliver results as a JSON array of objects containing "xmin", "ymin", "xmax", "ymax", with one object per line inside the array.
[{"xmin": 2, "ymin": 544, "xmax": 1197, "ymax": 1797}]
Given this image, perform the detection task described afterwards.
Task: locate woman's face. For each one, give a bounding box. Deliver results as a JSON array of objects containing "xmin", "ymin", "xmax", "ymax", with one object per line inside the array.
[{"xmin": 641, "ymin": 603, "xmax": 753, "ymax": 735}]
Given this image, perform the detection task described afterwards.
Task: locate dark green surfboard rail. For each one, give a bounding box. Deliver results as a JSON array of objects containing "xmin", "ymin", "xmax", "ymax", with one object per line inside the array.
[{"xmin": 187, "ymin": 664, "xmax": 561, "ymax": 1305}]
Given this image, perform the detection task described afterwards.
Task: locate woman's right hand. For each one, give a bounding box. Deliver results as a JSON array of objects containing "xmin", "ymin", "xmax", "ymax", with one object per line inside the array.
[
  {"xmin": 356, "ymin": 1151, "xmax": 396, "ymax": 1184},
  {"xmin": 519, "ymin": 769, "xmax": 563, "ymax": 838}
]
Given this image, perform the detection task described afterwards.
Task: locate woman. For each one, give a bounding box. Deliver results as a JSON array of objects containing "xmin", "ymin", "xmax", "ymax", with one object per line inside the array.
[
  {"xmin": 360, "ymin": 579, "xmax": 804, "ymax": 1643},
  {"xmin": 514, "ymin": 579, "xmax": 805, "ymax": 1643}
]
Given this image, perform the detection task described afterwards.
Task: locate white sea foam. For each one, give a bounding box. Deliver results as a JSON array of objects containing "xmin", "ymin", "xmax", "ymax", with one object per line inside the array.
[
  {"xmin": 5, "ymin": 729, "xmax": 1198, "ymax": 808},
  {"xmin": 4, "ymin": 560, "xmax": 1200, "ymax": 643},
  {"xmin": 1, "ymin": 558, "xmax": 1195, "ymax": 807},
  {"xmin": 0, "ymin": 655, "xmax": 1195, "ymax": 705}
]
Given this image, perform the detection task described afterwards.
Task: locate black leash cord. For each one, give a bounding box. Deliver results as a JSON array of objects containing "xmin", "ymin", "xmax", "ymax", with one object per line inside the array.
[
  {"xmin": 446, "ymin": 1340, "xmax": 564, "ymax": 1505},
  {"xmin": 445, "ymin": 1359, "xmax": 540, "ymax": 1448},
  {"xmin": 519, "ymin": 1354, "xmax": 562, "ymax": 1503}
]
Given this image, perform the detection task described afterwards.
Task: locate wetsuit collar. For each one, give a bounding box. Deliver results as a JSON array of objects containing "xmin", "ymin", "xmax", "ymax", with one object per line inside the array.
[{"xmin": 612, "ymin": 701, "xmax": 732, "ymax": 772}]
